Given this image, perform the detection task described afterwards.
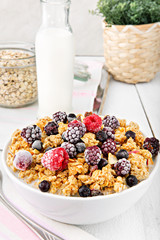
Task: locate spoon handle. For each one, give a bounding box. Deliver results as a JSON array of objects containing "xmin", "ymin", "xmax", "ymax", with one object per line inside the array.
[{"xmin": 0, "ymin": 191, "xmax": 63, "ymax": 240}]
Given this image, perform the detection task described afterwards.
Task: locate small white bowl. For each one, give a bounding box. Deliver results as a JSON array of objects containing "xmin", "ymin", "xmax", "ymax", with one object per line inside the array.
[{"xmin": 2, "ymin": 139, "xmax": 159, "ymax": 225}]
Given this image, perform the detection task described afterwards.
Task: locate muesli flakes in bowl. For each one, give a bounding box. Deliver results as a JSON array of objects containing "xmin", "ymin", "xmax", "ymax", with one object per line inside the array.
[{"xmin": 7, "ymin": 111, "xmax": 159, "ymax": 197}]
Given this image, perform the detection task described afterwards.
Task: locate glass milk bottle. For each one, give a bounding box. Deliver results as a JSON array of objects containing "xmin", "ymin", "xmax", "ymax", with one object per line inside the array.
[{"xmin": 35, "ymin": 0, "xmax": 74, "ymax": 117}]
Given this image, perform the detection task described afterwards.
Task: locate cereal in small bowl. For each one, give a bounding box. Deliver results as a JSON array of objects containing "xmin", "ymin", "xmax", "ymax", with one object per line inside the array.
[{"xmin": 6, "ymin": 111, "xmax": 159, "ymax": 197}]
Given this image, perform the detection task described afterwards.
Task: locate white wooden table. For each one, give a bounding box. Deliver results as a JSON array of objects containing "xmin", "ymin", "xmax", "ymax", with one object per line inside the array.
[{"xmin": 0, "ymin": 57, "xmax": 160, "ymax": 240}]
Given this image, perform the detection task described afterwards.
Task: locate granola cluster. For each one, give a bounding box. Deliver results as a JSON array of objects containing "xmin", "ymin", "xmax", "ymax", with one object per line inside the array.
[{"xmin": 7, "ymin": 112, "xmax": 158, "ymax": 197}]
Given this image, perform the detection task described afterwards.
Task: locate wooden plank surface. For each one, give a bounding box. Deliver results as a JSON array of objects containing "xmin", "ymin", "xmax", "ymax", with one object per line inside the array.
[{"xmin": 136, "ymin": 72, "xmax": 160, "ymax": 139}]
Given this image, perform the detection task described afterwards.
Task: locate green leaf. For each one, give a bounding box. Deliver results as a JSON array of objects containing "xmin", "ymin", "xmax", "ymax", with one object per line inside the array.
[{"xmin": 91, "ymin": 0, "xmax": 160, "ymax": 25}]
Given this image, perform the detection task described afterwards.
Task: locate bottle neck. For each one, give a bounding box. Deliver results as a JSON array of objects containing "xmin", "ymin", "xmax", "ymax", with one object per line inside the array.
[{"xmin": 41, "ymin": 0, "xmax": 71, "ymax": 30}]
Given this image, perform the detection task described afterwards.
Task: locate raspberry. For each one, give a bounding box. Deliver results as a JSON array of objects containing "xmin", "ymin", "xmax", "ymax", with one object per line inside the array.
[
  {"xmin": 103, "ymin": 127, "xmax": 115, "ymax": 140},
  {"xmin": 21, "ymin": 125, "xmax": 42, "ymax": 144},
  {"xmin": 85, "ymin": 146, "xmax": 101, "ymax": 166},
  {"xmin": 13, "ymin": 150, "xmax": 32, "ymax": 171},
  {"xmin": 61, "ymin": 142, "xmax": 77, "ymax": 158},
  {"xmin": 44, "ymin": 121, "xmax": 58, "ymax": 136},
  {"xmin": 52, "ymin": 111, "xmax": 67, "ymax": 124},
  {"xmin": 66, "ymin": 120, "xmax": 86, "ymax": 144},
  {"xmin": 101, "ymin": 139, "xmax": 117, "ymax": 156},
  {"xmin": 41, "ymin": 148, "xmax": 69, "ymax": 171},
  {"xmin": 114, "ymin": 158, "xmax": 131, "ymax": 176},
  {"xmin": 103, "ymin": 115, "xmax": 120, "ymax": 130},
  {"xmin": 83, "ymin": 114, "xmax": 102, "ymax": 133},
  {"xmin": 143, "ymin": 137, "xmax": 159, "ymax": 156}
]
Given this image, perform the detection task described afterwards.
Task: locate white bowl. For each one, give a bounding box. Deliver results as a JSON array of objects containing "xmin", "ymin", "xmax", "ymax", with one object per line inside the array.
[{"xmin": 2, "ymin": 139, "xmax": 159, "ymax": 225}]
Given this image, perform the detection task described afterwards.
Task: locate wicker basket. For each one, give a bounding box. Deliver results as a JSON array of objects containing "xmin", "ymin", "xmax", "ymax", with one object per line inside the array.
[{"xmin": 103, "ymin": 22, "xmax": 160, "ymax": 83}]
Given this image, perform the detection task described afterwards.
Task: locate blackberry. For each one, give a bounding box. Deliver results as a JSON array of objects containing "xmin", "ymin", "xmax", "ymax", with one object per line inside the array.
[
  {"xmin": 96, "ymin": 130, "xmax": 107, "ymax": 142},
  {"xmin": 75, "ymin": 142, "xmax": 86, "ymax": 153},
  {"xmin": 32, "ymin": 140, "xmax": 42, "ymax": 151},
  {"xmin": 45, "ymin": 147, "xmax": 53, "ymax": 152},
  {"xmin": 44, "ymin": 121, "xmax": 58, "ymax": 136},
  {"xmin": 85, "ymin": 146, "xmax": 101, "ymax": 166},
  {"xmin": 66, "ymin": 120, "xmax": 86, "ymax": 144},
  {"xmin": 126, "ymin": 175, "xmax": 138, "ymax": 187},
  {"xmin": 143, "ymin": 137, "xmax": 159, "ymax": 157},
  {"xmin": 67, "ymin": 113, "xmax": 77, "ymax": 123},
  {"xmin": 98, "ymin": 158, "xmax": 108, "ymax": 170},
  {"xmin": 101, "ymin": 139, "xmax": 117, "ymax": 157},
  {"xmin": 61, "ymin": 142, "xmax": 77, "ymax": 158},
  {"xmin": 39, "ymin": 180, "xmax": 50, "ymax": 192},
  {"xmin": 52, "ymin": 111, "xmax": 67, "ymax": 124},
  {"xmin": 114, "ymin": 158, "xmax": 131, "ymax": 176},
  {"xmin": 125, "ymin": 130, "xmax": 136, "ymax": 140},
  {"xmin": 103, "ymin": 115, "xmax": 120, "ymax": 130},
  {"xmin": 21, "ymin": 125, "xmax": 42, "ymax": 144},
  {"xmin": 116, "ymin": 149, "xmax": 129, "ymax": 160},
  {"xmin": 103, "ymin": 127, "xmax": 115, "ymax": 140},
  {"xmin": 91, "ymin": 189, "xmax": 104, "ymax": 196},
  {"xmin": 79, "ymin": 185, "xmax": 91, "ymax": 197}
]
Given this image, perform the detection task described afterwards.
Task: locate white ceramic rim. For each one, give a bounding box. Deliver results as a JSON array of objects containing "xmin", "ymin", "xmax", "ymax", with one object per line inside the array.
[{"xmin": 2, "ymin": 138, "xmax": 159, "ymax": 202}]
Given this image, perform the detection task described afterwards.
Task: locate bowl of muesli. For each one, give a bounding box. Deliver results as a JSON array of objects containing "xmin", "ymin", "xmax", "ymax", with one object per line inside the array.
[{"xmin": 3, "ymin": 111, "xmax": 160, "ymax": 224}]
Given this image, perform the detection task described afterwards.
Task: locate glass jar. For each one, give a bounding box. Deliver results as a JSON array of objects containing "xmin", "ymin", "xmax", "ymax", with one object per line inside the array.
[
  {"xmin": 36, "ymin": 0, "xmax": 74, "ymax": 117},
  {"xmin": 0, "ymin": 42, "xmax": 37, "ymax": 108}
]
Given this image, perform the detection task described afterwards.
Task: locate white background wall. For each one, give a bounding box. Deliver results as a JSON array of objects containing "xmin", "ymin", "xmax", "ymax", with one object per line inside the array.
[{"xmin": 0, "ymin": 0, "xmax": 104, "ymax": 56}]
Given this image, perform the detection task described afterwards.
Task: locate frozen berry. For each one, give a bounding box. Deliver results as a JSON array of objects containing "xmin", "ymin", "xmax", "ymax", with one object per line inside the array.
[
  {"xmin": 85, "ymin": 146, "xmax": 101, "ymax": 166},
  {"xmin": 79, "ymin": 185, "xmax": 91, "ymax": 197},
  {"xmin": 52, "ymin": 111, "xmax": 67, "ymax": 124},
  {"xmin": 39, "ymin": 180, "xmax": 50, "ymax": 192},
  {"xmin": 67, "ymin": 113, "xmax": 77, "ymax": 123},
  {"xmin": 116, "ymin": 149, "xmax": 129, "ymax": 160},
  {"xmin": 61, "ymin": 142, "xmax": 77, "ymax": 158},
  {"xmin": 143, "ymin": 137, "xmax": 159, "ymax": 157},
  {"xmin": 62, "ymin": 131, "xmax": 67, "ymax": 141},
  {"xmin": 45, "ymin": 147, "xmax": 53, "ymax": 152},
  {"xmin": 91, "ymin": 189, "xmax": 104, "ymax": 196},
  {"xmin": 103, "ymin": 115, "xmax": 120, "ymax": 130},
  {"xmin": 41, "ymin": 148, "xmax": 69, "ymax": 171},
  {"xmin": 103, "ymin": 127, "xmax": 115, "ymax": 140},
  {"xmin": 75, "ymin": 142, "xmax": 86, "ymax": 153},
  {"xmin": 83, "ymin": 114, "xmax": 102, "ymax": 133},
  {"xmin": 98, "ymin": 158, "xmax": 108, "ymax": 170},
  {"xmin": 44, "ymin": 121, "xmax": 58, "ymax": 136},
  {"xmin": 13, "ymin": 150, "xmax": 32, "ymax": 171},
  {"xmin": 66, "ymin": 120, "xmax": 86, "ymax": 144},
  {"xmin": 126, "ymin": 175, "xmax": 138, "ymax": 187},
  {"xmin": 32, "ymin": 140, "xmax": 42, "ymax": 151},
  {"xmin": 21, "ymin": 125, "xmax": 42, "ymax": 144},
  {"xmin": 125, "ymin": 131, "xmax": 136, "ymax": 140},
  {"xmin": 96, "ymin": 130, "xmax": 107, "ymax": 142},
  {"xmin": 114, "ymin": 158, "xmax": 131, "ymax": 176},
  {"xmin": 101, "ymin": 139, "xmax": 117, "ymax": 157}
]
